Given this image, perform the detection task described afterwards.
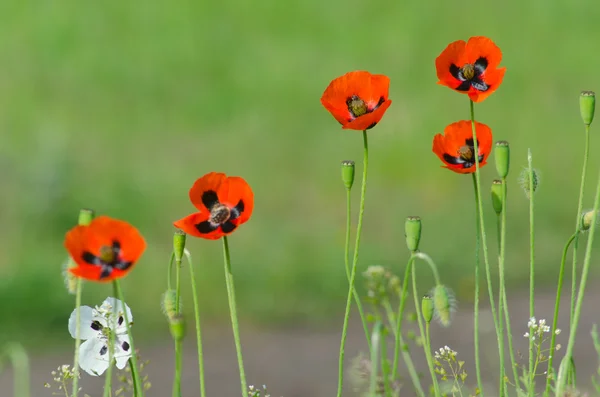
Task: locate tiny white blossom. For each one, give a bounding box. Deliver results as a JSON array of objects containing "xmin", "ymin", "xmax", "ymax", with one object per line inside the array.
[
  {"xmin": 524, "ymin": 332, "xmax": 530, "ymax": 338},
  {"xmin": 528, "ymin": 317, "xmax": 536, "ymax": 328},
  {"xmin": 68, "ymin": 297, "xmax": 133, "ymax": 376},
  {"xmin": 555, "ymin": 329, "xmax": 561, "ymax": 335}
]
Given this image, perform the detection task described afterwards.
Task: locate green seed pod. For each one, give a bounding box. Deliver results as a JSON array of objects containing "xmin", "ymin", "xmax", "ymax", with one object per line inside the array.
[
  {"xmin": 78, "ymin": 208, "xmax": 95, "ymax": 226},
  {"xmin": 432, "ymin": 284, "xmax": 455, "ymax": 327},
  {"xmin": 421, "ymin": 295, "xmax": 434, "ymax": 324},
  {"xmin": 494, "ymin": 141, "xmax": 510, "ymax": 178},
  {"xmin": 580, "ymin": 91, "xmax": 595, "ymax": 126},
  {"xmin": 341, "ymin": 160, "xmax": 355, "ymax": 190},
  {"xmin": 173, "ymin": 229, "xmax": 187, "ymax": 263},
  {"xmin": 405, "ymin": 216, "xmax": 422, "ymax": 252},
  {"xmin": 581, "ymin": 209, "xmax": 599, "ymax": 231},
  {"xmin": 169, "ymin": 314, "xmax": 186, "ymax": 342},
  {"xmin": 491, "ymin": 179, "xmax": 503, "ymax": 215},
  {"xmin": 161, "ymin": 289, "xmax": 179, "ymax": 321},
  {"xmin": 518, "ymin": 168, "xmax": 540, "ymax": 199}
]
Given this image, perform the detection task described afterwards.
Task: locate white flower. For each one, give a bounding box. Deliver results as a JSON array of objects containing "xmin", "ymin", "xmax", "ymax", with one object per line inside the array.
[
  {"xmin": 527, "ymin": 317, "xmax": 536, "ymax": 328},
  {"xmin": 69, "ymin": 297, "xmax": 133, "ymax": 376}
]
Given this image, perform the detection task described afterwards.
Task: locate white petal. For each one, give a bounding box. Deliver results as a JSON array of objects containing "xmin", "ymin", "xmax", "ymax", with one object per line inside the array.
[
  {"xmin": 78, "ymin": 338, "xmax": 110, "ymax": 376},
  {"xmin": 100, "ymin": 297, "xmax": 133, "ymax": 333},
  {"xmin": 68, "ymin": 306, "xmax": 106, "ymax": 340},
  {"xmin": 114, "ymin": 334, "xmax": 133, "ymax": 369}
]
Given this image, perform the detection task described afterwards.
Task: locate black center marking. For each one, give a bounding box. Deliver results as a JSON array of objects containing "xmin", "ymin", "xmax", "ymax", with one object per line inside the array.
[
  {"xmin": 82, "ymin": 240, "xmax": 133, "ymax": 280},
  {"xmin": 121, "ymin": 341, "xmax": 130, "ymax": 351},
  {"xmin": 91, "ymin": 320, "xmax": 103, "ymax": 331},
  {"xmin": 442, "ymin": 138, "xmax": 485, "ymax": 169},
  {"xmin": 99, "ymin": 345, "xmax": 108, "ymax": 356},
  {"xmin": 449, "ymin": 57, "xmax": 490, "ymax": 92},
  {"xmin": 118, "ymin": 316, "xmax": 124, "ymax": 326},
  {"xmin": 210, "ymin": 205, "xmax": 231, "ymax": 224},
  {"xmin": 195, "ymin": 196, "xmax": 247, "ymax": 235}
]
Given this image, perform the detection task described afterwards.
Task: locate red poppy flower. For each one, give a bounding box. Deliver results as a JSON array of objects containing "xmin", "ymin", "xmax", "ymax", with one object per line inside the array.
[
  {"xmin": 320, "ymin": 70, "xmax": 392, "ymax": 130},
  {"xmin": 432, "ymin": 120, "xmax": 493, "ymax": 174},
  {"xmin": 64, "ymin": 216, "xmax": 146, "ymax": 281},
  {"xmin": 174, "ymin": 172, "xmax": 254, "ymax": 240},
  {"xmin": 435, "ymin": 36, "xmax": 506, "ymax": 102}
]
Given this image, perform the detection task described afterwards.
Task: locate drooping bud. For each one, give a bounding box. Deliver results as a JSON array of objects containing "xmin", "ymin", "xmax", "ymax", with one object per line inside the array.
[
  {"xmin": 341, "ymin": 160, "xmax": 355, "ymax": 190},
  {"xmin": 169, "ymin": 314, "xmax": 186, "ymax": 341},
  {"xmin": 494, "ymin": 141, "xmax": 510, "ymax": 178},
  {"xmin": 580, "ymin": 91, "xmax": 595, "ymax": 126},
  {"xmin": 161, "ymin": 289, "xmax": 179, "ymax": 321},
  {"xmin": 491, "ymin": 180, "xmax": 504, "ymax": 215},
  {"xmin": 580, "ymin": 209, "xmax": 599, "ymax": 231},
  {"xmin": 173, "ymin": 229, "xmax": 186, "ymax": 263},
  {"xmin": 421, "ymin": 295, "xmax": 434, "ymax": 323},
  {"xmin": 405, "ymin": 216, "xmax": 422, "ymax": 252},
  {"xmin": 518, "ymin": 167, "xmax": 540, "ymax": 200},
  {"xmin": 78, "ymin": 208, "xmax": 95, "ymax": 226},
  {"xmin": 431, "ymin": 284, "xmax": 455, "ymax": 327}
]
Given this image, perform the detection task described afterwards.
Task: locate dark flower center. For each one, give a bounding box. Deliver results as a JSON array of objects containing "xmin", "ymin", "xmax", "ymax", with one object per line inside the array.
[
  {"xmin": 458, "ymin": 145, "xmax": 474, "ymax": 161},
  {"xmin": 82, "ymin": 241, "xmax": 133, "ymax": 279},
  {"xmin": 442, "ymin": 138, "xmax": 484, "ymax": 169},
  {"xmin": 461, "ymin": 64, "xmax": 475, "ymax": 80},
  {"xmin": 346, "ymin": 95, "xmax": 368, "ymax": 117},
  {"xmin": 449, "ymin": 57, "xmax": 489, "ymax": 92},
  {"xmin": 210, "ymin": 204, "xmax": 231, "ymax": 225},
  {"xmin": 194, "ymin": 190, "xmax": 246, "ymax": 235}
]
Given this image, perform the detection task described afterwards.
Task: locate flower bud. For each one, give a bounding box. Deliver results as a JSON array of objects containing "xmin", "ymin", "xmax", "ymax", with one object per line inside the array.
[
  {"xmin": 581, "ymin": 209, "xmax": 599, "ymax": 231},
  {"xmin": 431, "ymin": 284, "xmax": 455, "ymax": 327},
  {"xmin": 173, "ymin": 229, "xmax": 186, "ymax": 263},
  {"xmin": 518, "ymin": 167, "xmax": 540, "ymax": 199},
  {"xmin": 494, "ymin": 141, "xmax": 510, "ymax": 178},
  {"xmin": 491, "ymin": 180, "xmax": 503, "ymax": 215},
  {"xmin": 161, "ymin": 289, "xmax": 179, "ymax": 320},
  {"xmin": 421, "ymin": 295, "xmax": 434, "ymax": 323},
  {"xmin": 78, "ymin": 208, "xmax": 95, "ymax": 226},
  {"xmin": 580, "ymin": 91, "xmax": 595, "ymax": 126},
  {"xmin": 341, "ymin": 160, "xmax": 355, "ymax": 190},
  {"xmin": 405, "ymin": 216, "xmax": 422, "ymax": 252},
  {"xmin": 169, "ymin": 314, "xmax": 186, "ymax": 342}
]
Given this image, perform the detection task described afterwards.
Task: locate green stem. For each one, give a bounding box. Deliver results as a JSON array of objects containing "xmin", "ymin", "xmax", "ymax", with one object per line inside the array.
[
  {"xmin": 383, "ymin": 299, "xmax": 425, "ymax": 397},
  {"xmin": 379, "ymin": 319, "xmax": 391, "ymax": 397},
  {"xmin": 337, "ymin": 130, "xmax": 369, "ymax": 397},
  {"xmin": 113, "ymin": 280, "xmax": 143, "ymax": 397},
  {"xmin": 184, "ymin": 250, "xmax": 206, "ymax": 397},
  {"xmin": 222, "ymin": 236, "xmax": 248, "ymax": 397},
  {"xmin": 527, "ymin": 150, "xmax": 535, "ymax": 396},
  {"xmin": 71, "ymin": 279, "xmax": 82, "ymax": 397},
  {"xmin": 544, "ymin": 232, "xmax": 578, "ymax": 395},
  {"xmin": 412, "ymin": 262, "xmax": 441, "ymax": 397},
  {"xmin": 555, "ymin": 169, "xmax": 600, "ymax": 396},
  {"xmin": 392, "ymin": 257, "xmax": 415, "ymax": 375},
  {"xmin": 498, "ymin": 180, "xmax": 520, "ymax": 392},
  {"xmin": 413, "ymin": 252, "xmax": 442, "ymax": 285},
  {"xmin": 344, "ymin": 187, "xmax": 372, "ymax": 351},
  {"xmin": 103, "ymin": 285, "xmax": 118, "ymax": 397},
  {"xmin": 172, "ymin": 255, "xmax": 182, "ymax": 397},
  {"xmin": 369, "ymin": 322, "xmax": 383, "ymax": 397},
  {"xmin": 571, "ymin": 125, "xmax": 590, "ymax": 327},
  {"xmin": 3, "ymin": 343, "xmax": 30, "ymax": 397}
]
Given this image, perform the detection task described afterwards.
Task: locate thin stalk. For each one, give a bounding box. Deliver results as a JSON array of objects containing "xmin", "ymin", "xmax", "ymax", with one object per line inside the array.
[
  {"xmin": 383, "ymin": 299, "xmax": 425, "ymax": 397},
  {"xmin": 113, "ymin": 280, "xmax": 143, "ymax": 397},
  {"xmin": 184, "ymin": 249, "xmax": 206, "ymax": 397},
  {"xmin": 555, "ymin": 169, "xmax": 600, "ymax": 396},
  {"xmin": 571, "ymin": 125, "xmax": 590, "ymax": 326},
  {"xmin": 344, "ymin": 187, "xmax": 372, "ymax": 351},
  {"xmin": 337, "ymin": 130, "xmax": 369, "ymax": 397},
  {"xmin": 3, "ymin": 343, "xmax": 30, "ymax": 397},
  {"xmin": 369, "ymin": 322, "xmax": 383, "ymax": 397},
  {"xmin": 103, "ymin": 285, "xmax": 118, "ymax": 397},
  {"xmin": 544, "ymin": 232, "xmax": 578, "ymax": 395},
  {"xmin": 172, "ymin": 254, "xmax": 183, "ymax": 397},
  {"xmin": 222, "ymin": 236, "xmax": 248, "ymax": 397},
  {"xmin": 71, "ymin": 279, "xmax": 83, "ymax": 397},
  {"xmin": 412, "ymin": 263, "xmax": 441, "ymax": 397},
  {"xmin": 413, "ymin": 252, "xmax": 442, "ymax": 285},
  {"xmin": 496, "ymin": 212, "xmax": 505, "ymax": 396},
  {"xmin": 471, "ymin": 173, "xmax": 483, "ymax": 395},
  {"xmin": 379, "ymin": 317, "xmax": 391, "ymax": 397},
  {"xmin": 392, "ymin": 257, "xmax": 415, "ymax": 377},
  {"xmin": 527, "ymin": 150, "xmax": 535, "ymax": 396},
  {"xmin": 498, "ymin": 180, "xmax": 520, "ymax": 392}
]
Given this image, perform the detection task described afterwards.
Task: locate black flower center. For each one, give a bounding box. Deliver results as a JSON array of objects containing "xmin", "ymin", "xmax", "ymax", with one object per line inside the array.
[
  {"xmin": 442, "ymin": 138, "xmax": 485, "ymax": 169},
  {"xmin": 449, "ymin": 57, "xmax": 489, "ymax": 92},
  {"xmin": 194, "ymin": 190, "xmax": 246, "ymax": 235},
  {"xmin": 82, "ymin": 241, "xmax": 133, "ymax": 279}
]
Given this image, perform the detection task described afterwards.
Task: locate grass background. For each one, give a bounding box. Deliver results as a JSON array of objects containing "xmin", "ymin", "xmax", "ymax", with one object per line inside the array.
[{"xmin": 1, "ymin": 0, "xmax": 600, "ymax": 348}]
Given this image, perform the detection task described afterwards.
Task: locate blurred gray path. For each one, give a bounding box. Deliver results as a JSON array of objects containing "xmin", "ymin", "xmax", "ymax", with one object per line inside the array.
[{"xmin": 2, "ymin": 287, "xmax": 600, "ymax": 397}]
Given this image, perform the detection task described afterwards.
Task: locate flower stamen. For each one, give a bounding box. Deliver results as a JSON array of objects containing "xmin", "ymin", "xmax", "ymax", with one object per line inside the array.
[
  {"xmin": 461, "ymin": 63, "xmax": 475, "ymax": 80},
  {"xmin": 346, "ymin": 95, "xmax": 368, "ymax": 118},
  {"xmin": 210, "ymin": 204, "xmax": 231, "ymax": 225}
]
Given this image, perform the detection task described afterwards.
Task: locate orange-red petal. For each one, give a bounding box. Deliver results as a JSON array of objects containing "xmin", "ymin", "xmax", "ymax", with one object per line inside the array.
[
  {"xmin": 173, "ymin": 212, "xmax": 225, "ymax": 240},
  {"xmin": 189, "ymin": 172, "xmax": 227, "ymax": 212},
  {"xmin": 343, "ymin": 99, "xmax": 392, "ymax": 130}
]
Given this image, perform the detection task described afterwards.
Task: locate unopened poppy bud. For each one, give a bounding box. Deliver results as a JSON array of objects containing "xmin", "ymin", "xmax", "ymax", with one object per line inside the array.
[
  {"xmin": 161, "ymin": 289, "xmax": 179, "ymax": 320},
  {"xmin": 173, "ymin": 229, "xmax": 186, "ymax": 263},
  {"xmin": 405, "ymin": 216, "xmax": 422, "ymax": 252},
  {"xmin": 491, "ymin": 180, "xmax": 504, "ymax": 215},
  {"xmin": 518, "ymin": 168, "xmax": 540, "ymax": 199},
  {"xmin": 581, "ymin": 209, "xmax": 599, "ymax": 231},
  {"xmin": 78, "ymin": 208, "xmax": 95, "ymax": 226},
  {"xmin": 341, "ymin": 160, "xmax": 355, "ymax": 190},
  {"xmin": 169, "ymin": 314, "xmax": 186, "ymax": 342},
  {"xmin": 421, "ymin": 295, "xmax": 434, "ymax": 324},
  {"xmin": 580, "ymin": 91, "xmax": 595, "ymax": 126},
  {"xmin": 431, "ymin": 284, "xmax": 455, "ymax": 327},
  {"xmin": 494, "ymin": 141, "xmax": 510, "ymax": 178}
]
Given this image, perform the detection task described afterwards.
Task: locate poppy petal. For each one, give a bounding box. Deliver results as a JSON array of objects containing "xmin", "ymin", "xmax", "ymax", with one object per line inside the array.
[
  {"xmin": 465, "ymin": 36, "xmax": 503, "ymax": 70},
  {"xmin": 343, "ymin": 99, "xmax": 392, "ymax": 130},
  {"xmin": 219, "ymin": 176, "xmax": 254, "ymax": 225},
  {"xmin": 189, "ymin": 172, "xmax": 227, "ymax": 212}
]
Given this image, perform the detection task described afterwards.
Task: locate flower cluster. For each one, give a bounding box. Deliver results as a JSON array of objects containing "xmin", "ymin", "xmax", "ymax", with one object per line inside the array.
[{"xmin": 524, "ymin": 317, "xmax": 557, "ymax": 340}]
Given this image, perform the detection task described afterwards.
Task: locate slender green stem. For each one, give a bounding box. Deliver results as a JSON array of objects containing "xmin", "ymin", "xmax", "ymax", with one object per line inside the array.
[
  {"xmin": 378, "ymin": 315, "xmax": 391, "ymax": 397},
  {"xmin": 184, "ymin": 250, "xmax": 206, "ymax": 397},
  {"xmin": 471, "ymin": 173, "xmax": 483, "ymax": 396},
  {"xmin": 392, "ymin": 257, "xmax": 415, "ymax": 377},
  {"xmin": 571, "ymin": 125, "xmax": 590, "ymax": 327},
  {"xmin": 470, "ymin": 99, "xmax": 501, "ymax": 397},
  {"xmin": 412, "ymin": 263, "xmax": 441, "ymax": 397},
  {"xmin": 544, "ymin": 232, "xmax": 578, "ymax": 395},
  {"xmin": 414, "ymin": 252, "xmax": 442, "ymax": 285},
  {"xmin": 383, "ymin": 299, "xmax": 425, "ymax": 397},
  {"xmin": 172, "ymin": 254, "xmax": 183, "ymax": 397},
  {"xmin": 337, "ymin": 130, "xmax": 369, "ymax": 397},
  {"xmin": 104, "ymin": 285, "xmax": 118, "ymax": 397},
  {"xmin": 369, "ymin": 322, "xmax": 383, "ymax": 397},
  {"xmin": 113, "ymin": 280, "xmax": 143, "ymax": 397},
  {"xmin": 344, "ymin": 187, "xmax": 372, "ymax": 351},
  {"xmin": 556, "ymin": 169, "xmax": 600, "ymax": 396},
  {"xmin": 496, "ymin": 184, "xmax": 505, "ymax": 396},
  {"xmin": 222, "ymin": 236, "xmax": 248, "ymax": 397},
  {"xmin": 3, "ymin": 343, "xmax": 30, "ymax": 397},
  {"xmin": 527, "ymin": 150, "xmax": 536, "ymax": 396},
  {"xmin": 71, "ymin": 279, "xmax": 83, "ymax": 397},
  {"xmin": 498, "ymin": 180, "xmax": 520, "ymax": 392},
  {"xmin": 167, "ymin": 252, "xmax": 175, "ymax": 290}
]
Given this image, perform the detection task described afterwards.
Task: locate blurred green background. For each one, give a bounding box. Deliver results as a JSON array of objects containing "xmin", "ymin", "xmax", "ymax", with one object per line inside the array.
[{"xmin": 1, "ymin": 0, "xmax": 600, "ymax": 349}]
